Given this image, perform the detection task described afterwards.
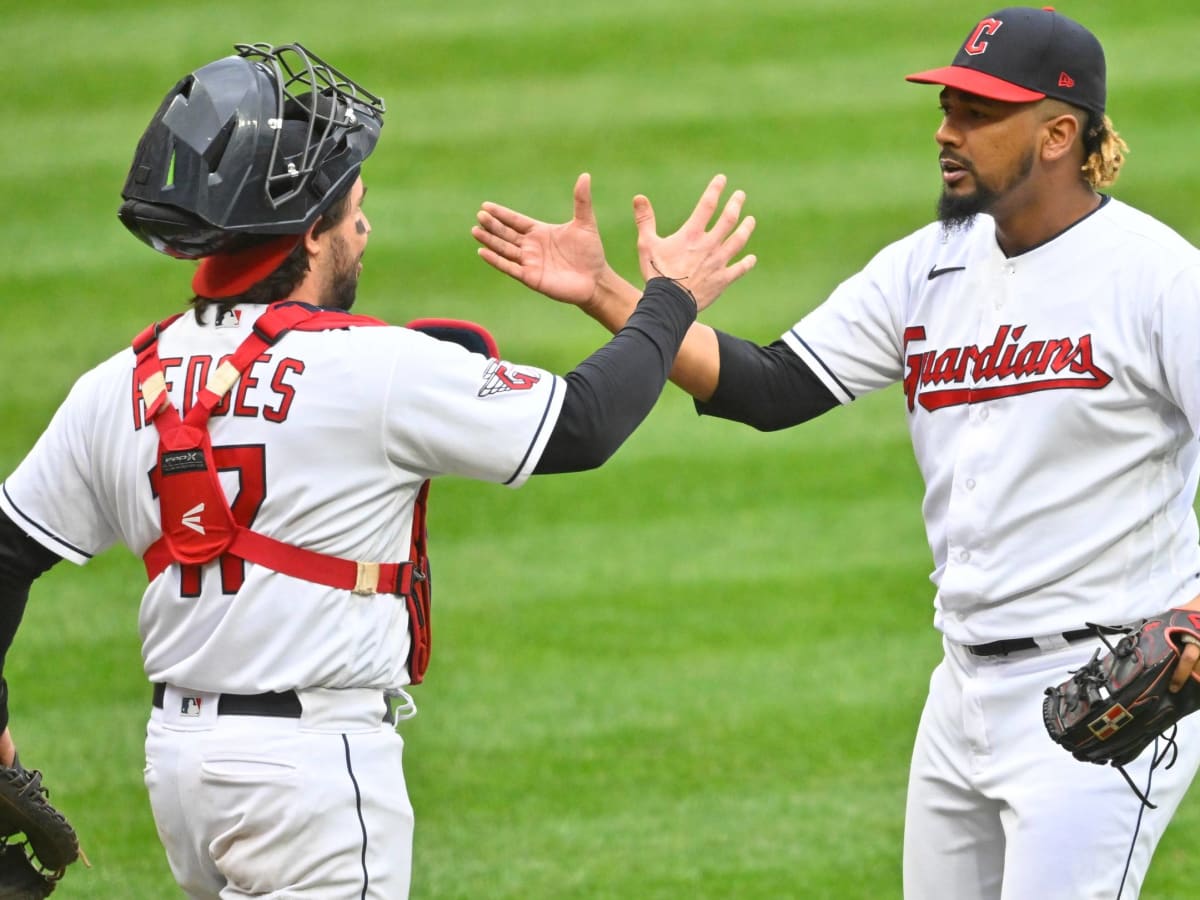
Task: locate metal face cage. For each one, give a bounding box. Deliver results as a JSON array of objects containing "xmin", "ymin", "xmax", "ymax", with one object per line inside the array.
[{"xmin": 233, "ymin": 42, "xmax": 387, "ymax": 210}]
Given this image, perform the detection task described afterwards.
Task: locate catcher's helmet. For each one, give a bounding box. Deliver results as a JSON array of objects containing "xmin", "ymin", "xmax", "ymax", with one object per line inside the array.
[{"xmin": 118, "ymin": 43, "xmax": 385, "ymax": 259}]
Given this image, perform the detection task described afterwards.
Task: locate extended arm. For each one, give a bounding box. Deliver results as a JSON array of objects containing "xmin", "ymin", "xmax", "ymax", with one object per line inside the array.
[
  {"xmin": 528, "ymin": 176, "xmax": 756, "ymax": 473},
  {"xmin": 579, "ymin": 273, "xmax": 725, "ymax": 402},
  {"xmin": 696, "ymin": 333, "xmax": 837, "ymax": 430},
  {"xmin": 538, "ymin": 325, "xmax": 839, "ymax": 474},
  {"xmin": 474, "ymin": 175, "xmax": 835, "ymax": 424},
  {"xmin": 535, "ymin": 279, "xmax": 697, "ymax": 473},
  {"xmin": 0, "ymin": 508, "xmax": 62, "ymax": 764}
]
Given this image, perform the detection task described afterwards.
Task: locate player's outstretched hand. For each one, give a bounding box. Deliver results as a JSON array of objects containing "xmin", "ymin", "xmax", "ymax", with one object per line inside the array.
[
  {"xmin": 635, "ymin": 174, "xmax": 757, "ymax": 311},
  {"xmin": 473, "ymin": 173, "xmax": 610, "ymax": 309}
]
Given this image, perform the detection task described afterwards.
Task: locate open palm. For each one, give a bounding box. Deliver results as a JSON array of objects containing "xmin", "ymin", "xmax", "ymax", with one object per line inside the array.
[{"xmin": 473, "ymin": 173, "xmax": 609, "ymax": 307}]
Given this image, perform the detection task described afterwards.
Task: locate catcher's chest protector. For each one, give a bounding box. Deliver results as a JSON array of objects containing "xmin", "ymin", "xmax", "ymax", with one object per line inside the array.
[{"xmin": 132, "ymin": 302, "xmax": 433, "ymax": 682}]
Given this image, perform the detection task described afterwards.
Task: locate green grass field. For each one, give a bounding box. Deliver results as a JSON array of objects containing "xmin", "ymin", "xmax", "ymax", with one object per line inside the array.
[{"xmin": 3, "ymin": 1, "xmax": 1200, "ymax": 897}]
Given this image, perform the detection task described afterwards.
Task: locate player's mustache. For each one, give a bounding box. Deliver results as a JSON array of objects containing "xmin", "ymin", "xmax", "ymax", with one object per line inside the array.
[{"xmin": 939, "ymin": 151, "xmax": 974, "ymax": 175}]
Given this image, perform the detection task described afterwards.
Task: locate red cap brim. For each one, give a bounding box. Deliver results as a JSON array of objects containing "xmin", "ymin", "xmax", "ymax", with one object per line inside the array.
[
  {"xmin": 192, "ymin": 235, "xmax": 303, "ymax": 299},
  {"xmin": 906, "ymin": 66, "xmax": 1046, "ymax": 103}
]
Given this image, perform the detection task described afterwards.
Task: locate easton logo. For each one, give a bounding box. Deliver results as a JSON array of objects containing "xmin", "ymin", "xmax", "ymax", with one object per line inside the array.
[
  {"xmin": 181, "ymin": 503, "xmax": 206, "ymax": 535},
  {"xmin": 479, "ymin": 360, "xmax": 542, "ymax": 397},
  {"xmin": 902, "ymin": 324, "xmax": 1113, "ymax": 412}
]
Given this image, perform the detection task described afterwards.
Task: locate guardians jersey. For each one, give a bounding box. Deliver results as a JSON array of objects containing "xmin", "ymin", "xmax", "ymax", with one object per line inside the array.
[
  {"xmin": 785, "ymin": 198, "xmax": 1200, "ymax": 642},
  {"xmin": 0, "ymin": 304, "xmax": 564, "ymax": 691}
]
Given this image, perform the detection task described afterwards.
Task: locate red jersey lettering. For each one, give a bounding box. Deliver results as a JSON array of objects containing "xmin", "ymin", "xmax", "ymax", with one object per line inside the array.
[{"xmin": 903, "ymin": 324, "xmax": 1114, "ymax": 412}]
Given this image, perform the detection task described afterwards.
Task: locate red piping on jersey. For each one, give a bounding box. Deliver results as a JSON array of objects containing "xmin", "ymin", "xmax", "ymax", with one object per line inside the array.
[
  {"xmin": 132, "ymin": 301, "xmax": 434, "ymax": 683},
  {"xmin": 404, "ymin": 318, "xmax": 500, "ymax": 359}
]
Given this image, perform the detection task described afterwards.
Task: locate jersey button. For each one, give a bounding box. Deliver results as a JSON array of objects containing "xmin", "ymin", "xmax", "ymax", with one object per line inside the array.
[
  {"xmin": 958, "ymin": 550, "xmax": 971, "ymax": 563},
  {"xmin": 978, "ymin": 408, "xmax": 990, "ymax": 421},
  {"xmin": 965, "ymin": 478, "xmax": 977, "ymax": 490}
]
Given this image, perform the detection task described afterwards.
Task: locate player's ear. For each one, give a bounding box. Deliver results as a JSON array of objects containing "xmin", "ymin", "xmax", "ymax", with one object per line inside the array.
[
  {"xmin": 303, "ymin": 217, "xmax": 325, "ymax": 257},
  {"xmin": 1040, "ymin": 108, "xmax": 1082, "ymax": 164}
]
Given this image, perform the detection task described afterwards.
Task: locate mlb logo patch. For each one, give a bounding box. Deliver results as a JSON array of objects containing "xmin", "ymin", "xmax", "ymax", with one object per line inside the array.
[
  {"xmin": 179, "ymin": 697, "xmax": 203, "ymax": 717},
  {"xmin": 1089, "ymin": 703, "xmax": 1132, "ymax": 740}
]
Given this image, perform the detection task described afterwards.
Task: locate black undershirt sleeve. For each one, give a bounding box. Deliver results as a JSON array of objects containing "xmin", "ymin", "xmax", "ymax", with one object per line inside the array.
[
  {"xmin": 695, "ymin": 330, "xmax": 839, "ymax": 431},
  {"xmin": 0, "ymin": 508, "xmax": 63, "ymax": 733},
  {"xmin": 535, "ymin": 278, "xmax": 697, "ymax": 474}
]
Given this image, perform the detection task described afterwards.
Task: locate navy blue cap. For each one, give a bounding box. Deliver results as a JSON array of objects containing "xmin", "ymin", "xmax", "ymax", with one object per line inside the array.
[{"xmin": 907, "ymin": 7, "xmax": 1106, "ymax": 115}]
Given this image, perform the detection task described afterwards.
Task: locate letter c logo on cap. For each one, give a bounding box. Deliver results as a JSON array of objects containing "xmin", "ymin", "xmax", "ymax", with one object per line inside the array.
[{"xmin": 964, "ymin": 18, "xmax": 1003, "ymax": 55}]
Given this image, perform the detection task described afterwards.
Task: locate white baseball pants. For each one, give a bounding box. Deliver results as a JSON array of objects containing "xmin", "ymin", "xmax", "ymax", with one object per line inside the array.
[
  {"xmin": 904, "ymin": 636, "xmax": 1200, "ymax": 900},
  {"xmin": 144, "ymin": 686, "xmax": 414, "ymax": 899}
]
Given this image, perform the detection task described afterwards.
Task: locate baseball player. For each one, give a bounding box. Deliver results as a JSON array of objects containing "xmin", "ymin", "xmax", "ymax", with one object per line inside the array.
[
  {"xmin": 0, "ymin": 43, "xmax": 755, "ymax": 898},
  {"xmin": 473, "ymin": 7, "xmax": 1200, "ymax": 899}
]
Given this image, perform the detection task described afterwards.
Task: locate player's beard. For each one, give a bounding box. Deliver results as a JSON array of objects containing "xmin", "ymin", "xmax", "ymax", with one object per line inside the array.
[
  {"xmin": 937, "ymin": 147, "xmax": 1035, "ymax": 232},
  {"xmin": 324, "ymin": 234, "xmax": 362, "ymax": 311}
]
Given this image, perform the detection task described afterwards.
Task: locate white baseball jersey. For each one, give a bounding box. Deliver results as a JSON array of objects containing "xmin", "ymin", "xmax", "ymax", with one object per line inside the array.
[
  {"xmin": 0, "ymin": 304, "xmax": 564, "ymax": 692},
  {"xmin": 785, "ymin": 197, "xmax": 1200, "ymax": 644}
]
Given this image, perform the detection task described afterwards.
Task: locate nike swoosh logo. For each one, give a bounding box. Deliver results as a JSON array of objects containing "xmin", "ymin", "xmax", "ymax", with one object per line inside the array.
[{"xmin": 928, "ymin": 265, "xmax": 967, "ymax": 281}]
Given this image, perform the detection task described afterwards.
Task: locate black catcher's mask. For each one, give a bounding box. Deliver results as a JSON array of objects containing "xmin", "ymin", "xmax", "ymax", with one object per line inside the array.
[{"xmin": 118, "ymin": 43, "xmax": 385, "ymax": 259}]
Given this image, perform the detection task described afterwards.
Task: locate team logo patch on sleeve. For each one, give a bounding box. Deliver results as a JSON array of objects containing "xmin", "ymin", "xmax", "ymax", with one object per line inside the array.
[{"xmin": 479, "ymin": 359, "xmax": 541, "ymax": 397}]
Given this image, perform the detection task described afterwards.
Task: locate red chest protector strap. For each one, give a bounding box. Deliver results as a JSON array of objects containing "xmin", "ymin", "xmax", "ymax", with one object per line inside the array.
[{"xmin": 133, "ymin": 301, "xmax": 433, "ymax": 681}]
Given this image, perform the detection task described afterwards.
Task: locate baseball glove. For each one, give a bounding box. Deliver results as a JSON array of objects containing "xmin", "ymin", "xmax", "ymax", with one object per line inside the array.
[
  {"xmin": 0, "ymin": 762, "xmax": 83, "ymax": 897},
  {"xmin": 1043, "ymin": 609, "xmax": 1200, "ymax": 795}
]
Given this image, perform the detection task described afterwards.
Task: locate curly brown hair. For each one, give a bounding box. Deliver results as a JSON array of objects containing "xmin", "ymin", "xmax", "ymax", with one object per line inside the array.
[{"xmin": 1081, "ymin": 113, "xmax": 1129, "ymax": 190}]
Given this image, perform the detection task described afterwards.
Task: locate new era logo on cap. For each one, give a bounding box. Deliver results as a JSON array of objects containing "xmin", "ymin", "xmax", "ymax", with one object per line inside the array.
[{"xmin": 906, "ymin": 6, "xmax": 1106, "ymax": 116}]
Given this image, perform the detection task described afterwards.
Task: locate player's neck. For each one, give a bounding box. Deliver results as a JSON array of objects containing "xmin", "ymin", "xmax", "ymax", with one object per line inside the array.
[
  {"xmin": 992, "ymin": 183, "xmax": 1102, "ymax": 257},
  {"xmin": 289, "ymin": 268, "xmax": 328, "ymax": 307}
]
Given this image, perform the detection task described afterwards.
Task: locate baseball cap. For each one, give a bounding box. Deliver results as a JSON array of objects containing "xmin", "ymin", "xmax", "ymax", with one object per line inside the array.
[
  {"xmin": 906, "ymin": 6, "xmax": 1106, "ymax": 115},
  {"xmin": 192, "ymin": 235, "xmax": 302, "ymax": 299}
]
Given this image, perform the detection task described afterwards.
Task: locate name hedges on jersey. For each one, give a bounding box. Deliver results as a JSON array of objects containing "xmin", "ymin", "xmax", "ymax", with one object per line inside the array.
[
  {"xmin": 131, "ymin": 353, "xmax": 304, "ymax": 428},
  {"xmin": 902, "ymin": 323, "xmax": 1113, "ymax": 412}
]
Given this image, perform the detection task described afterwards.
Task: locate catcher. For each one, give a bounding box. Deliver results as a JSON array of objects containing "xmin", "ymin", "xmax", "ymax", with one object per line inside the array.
[
  {"xmin": 1044, "ymin": 608, "xmax": 1200, "ymax": 807},
  {"xmin": 0, "ymin": 40, "xmax": 754, "ymax": 899},
  {"xmin": 0, "ymin": 727, "xmax": 85, "ymax": 896}
]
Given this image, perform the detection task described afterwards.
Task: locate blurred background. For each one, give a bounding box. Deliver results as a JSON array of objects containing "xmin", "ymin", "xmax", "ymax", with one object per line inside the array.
[{"xmin": 2, "ymin": 1, "xmax": 1198, "ymax": 896}]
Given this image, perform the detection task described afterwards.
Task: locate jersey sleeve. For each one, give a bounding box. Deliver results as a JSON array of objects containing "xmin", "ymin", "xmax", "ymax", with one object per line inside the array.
[
  {"xmin": 383, "ymin": 331, "xmax": 565, "ymax": 488},
  {"xmin": 0, "ymin": 366, "xmax": 121, "ymax": 565},
  {"xmin": 781, "ymin": 235, "xmax": 916, "ymax": 403}
]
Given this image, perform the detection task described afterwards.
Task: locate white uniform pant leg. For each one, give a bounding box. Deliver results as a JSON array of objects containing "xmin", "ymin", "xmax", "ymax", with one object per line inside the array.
[
  {"xmin": 144, "ymin": 687, "xmax": 414, "ymax": 900},
  {"xmin": 904, "ymin": 651, "xmax": 1005, "ymax": 899},
  {"xmin": 904, "ymin": 639, "xmax": 1200, "ymax": 900}
]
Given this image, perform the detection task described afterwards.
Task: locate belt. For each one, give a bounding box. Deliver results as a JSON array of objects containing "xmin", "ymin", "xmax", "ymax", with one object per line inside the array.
[
  {"xmin": 966, "ymin": 624, "xmax": 1129, "ymax": 657},
  {"xmin": 152, "ymin": 683, "xmax": 302, "ymax": 718}
]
